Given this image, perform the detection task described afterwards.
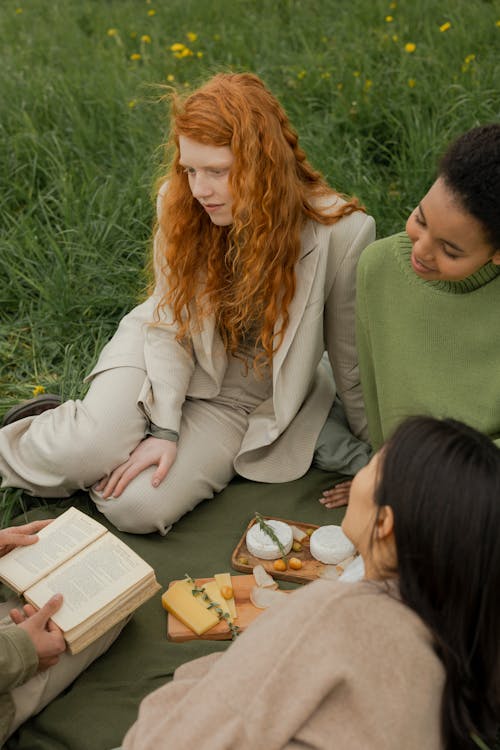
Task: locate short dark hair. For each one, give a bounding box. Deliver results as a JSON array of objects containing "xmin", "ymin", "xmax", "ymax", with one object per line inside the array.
[
  {"xmin": 438, "ymin": 123, "xmax": 500, "ymax": 250},
  {"xmin": 375, "ymin": 416, "xmax": 500, "ymax": 750}
]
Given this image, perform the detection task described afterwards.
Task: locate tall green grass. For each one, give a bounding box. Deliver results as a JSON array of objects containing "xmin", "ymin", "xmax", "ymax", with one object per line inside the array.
[{"xmin": 1, "ymin": 0, "xmax": 499, "ymax": 463}]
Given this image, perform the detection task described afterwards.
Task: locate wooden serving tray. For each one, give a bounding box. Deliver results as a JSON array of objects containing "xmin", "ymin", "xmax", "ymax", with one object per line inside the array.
[
  {"xmin": 167, "ymin": 574, "xmax": 264, "ymax": 642},
  {"xmin": 232, "ymin": 516, "xmax": 329, "ymax": 584}
]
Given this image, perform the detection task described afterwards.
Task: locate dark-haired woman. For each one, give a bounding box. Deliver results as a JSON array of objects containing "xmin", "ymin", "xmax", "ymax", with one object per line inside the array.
[
  {"xmin": 321, "ymin": 123, "xmax": 500, "ymax": 509},
  {"xmin": 122, "ymin": 415, "xmax": 500, "ymax": 750}
]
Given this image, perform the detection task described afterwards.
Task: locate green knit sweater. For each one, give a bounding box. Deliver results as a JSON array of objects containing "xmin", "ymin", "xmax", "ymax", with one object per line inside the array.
[{"xmin": 356, "ymin": 232, "xmax": 500, "ymax": 450}]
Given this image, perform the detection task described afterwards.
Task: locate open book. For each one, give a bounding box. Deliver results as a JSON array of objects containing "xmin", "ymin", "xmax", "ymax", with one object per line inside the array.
[{"xmin": 0, "ymin": 507, "xmax": 160, "ymax": 654}]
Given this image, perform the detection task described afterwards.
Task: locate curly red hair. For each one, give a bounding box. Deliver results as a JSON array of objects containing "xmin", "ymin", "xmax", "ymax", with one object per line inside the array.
[{"xmin": 155, "ymin": 72, "xmax": 363, "ymax": 367}]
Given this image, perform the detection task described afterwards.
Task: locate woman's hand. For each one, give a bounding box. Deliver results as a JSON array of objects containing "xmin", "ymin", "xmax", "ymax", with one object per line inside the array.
[
  {"xmin": 95, "ymin": 437, "xmax": 178, "ymax": 499},
  {"xmin": 318, "ymin": 480, "xmax": 352, "ymax": 509},
  {"xmin": 0, "ymin": 519, "xmax": 53, "ymax": 558},
  {"xmin": 11, "ymin": 594, "xmax": 66, "ymax": 671}
]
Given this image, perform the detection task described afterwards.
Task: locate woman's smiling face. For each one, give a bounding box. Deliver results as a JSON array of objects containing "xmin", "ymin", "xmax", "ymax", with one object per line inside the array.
[{"xmin": 405, "ymin": 177, "xmax": 500, "ymax": 281}]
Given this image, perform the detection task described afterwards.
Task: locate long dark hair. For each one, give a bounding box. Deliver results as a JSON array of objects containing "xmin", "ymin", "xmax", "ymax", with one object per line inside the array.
[{"xmin": 375, "ymin": 416, "xmax": 500, "ymax": 749}]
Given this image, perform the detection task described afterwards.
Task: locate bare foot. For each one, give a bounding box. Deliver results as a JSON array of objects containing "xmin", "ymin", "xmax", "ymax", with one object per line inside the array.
[{"xmin": 318, "ymin": 480, "xmax": 352, "ymax": 509}]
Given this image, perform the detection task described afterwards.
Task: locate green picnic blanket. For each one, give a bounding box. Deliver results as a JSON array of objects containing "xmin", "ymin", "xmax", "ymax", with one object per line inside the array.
[{"xmin": 5, "ymin": 468, "xmax": 345, "ymax": 750}]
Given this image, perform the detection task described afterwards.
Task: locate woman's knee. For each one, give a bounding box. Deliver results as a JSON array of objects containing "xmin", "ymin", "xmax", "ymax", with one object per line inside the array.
[
  {"xmin": 91, "ymin": 479, "xmax": 206, "ymax": 535},
  {"xmin": 25, "ymin": 399, "xmax": 146, "ymax": 486}
]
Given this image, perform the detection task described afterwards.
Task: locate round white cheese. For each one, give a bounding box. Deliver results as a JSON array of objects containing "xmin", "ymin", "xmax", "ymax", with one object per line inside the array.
[
  {"xmin": 246, "ymin": 520, "xmax": 293, "ymax": 560},
  {"xmin": 310, "ymin": 525, "xmax": 355, "ymax": 565}
]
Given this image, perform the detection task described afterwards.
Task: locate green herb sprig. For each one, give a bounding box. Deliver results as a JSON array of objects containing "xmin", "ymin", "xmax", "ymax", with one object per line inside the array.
[
  {"xmin": 254, "ymin": 512, "xmax": 287, "ymax": 562},
  {"xmin": 184, "ymin": 575, "xmax": 240, "ymax": 640}
]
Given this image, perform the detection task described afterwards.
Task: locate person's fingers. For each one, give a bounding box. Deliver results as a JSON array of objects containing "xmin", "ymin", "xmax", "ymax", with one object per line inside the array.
[
  {"xmin": 9, "ymin": 608, "xmax": 25, "ymax": 624},
  {"xmin": 19, "ymin": 519, "xmax": 53, "ymax": 534},
  {"xmin": 100, "ymin": 462, "xmax": 132, "ymax": 498},
  {"xmin": 23, "ymin": 604, "xmax": 37, "ymax": 617},
  {"xmin": 0, "ymin": 532, "xmax": 39, "ymax": 550},
  {"xmin": 94, "ymin": 476, "xmax": 109, "ymax": 493},
  {"xmin": 151, "ymin": 453, "xmax": 174, "ymax": 488},
  {"xmin": 31, "ymin": 594, "xmax": 63, "ymax": 627},
  {"xmin": 322, "ymin": 497, "xmax": 349, "ymax": 509},
  {"xmin": 111, "ymin": 462, "xmax": 148, "ymax": 498},
  {"xmin": 47, "ymin": 618, "xmax": 61, "ymax": 633}
]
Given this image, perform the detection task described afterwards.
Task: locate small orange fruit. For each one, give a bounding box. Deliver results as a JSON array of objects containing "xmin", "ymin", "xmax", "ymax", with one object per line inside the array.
[{"xmin": 220, "ymin": 585, "xmax": 234, "ymax": 600}]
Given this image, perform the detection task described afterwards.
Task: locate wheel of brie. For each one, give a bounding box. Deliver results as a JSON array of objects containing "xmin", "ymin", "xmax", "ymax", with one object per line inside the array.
[
  {"xmin": 246, "ymin": 520, "xmax": 293, "ymax": 560},
  {"xmin": 310, "ymin": 525, "xmax": 355, "ymax": 565}
]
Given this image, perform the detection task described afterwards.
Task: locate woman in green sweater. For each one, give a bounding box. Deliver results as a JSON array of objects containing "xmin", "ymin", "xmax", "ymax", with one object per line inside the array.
[{"xmin": 321, "ymin": 123, "xmax": 500, "ymax": 508}]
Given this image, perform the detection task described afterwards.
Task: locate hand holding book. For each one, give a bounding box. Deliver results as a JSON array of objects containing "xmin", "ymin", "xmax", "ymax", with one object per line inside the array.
[
  {"xmin": 0, "ymin": 508, "xmax": 160, "ymax": 654},
  {"xmin": 10, "ymin": 593, "xmax": 66, "ymax": 670},
  {"xmin": 0, "ymin": 519, "xmax": 53, "ymax": 558}
]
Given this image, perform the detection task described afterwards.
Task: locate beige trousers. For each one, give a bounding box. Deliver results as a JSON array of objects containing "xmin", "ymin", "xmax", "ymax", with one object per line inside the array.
[
  {"xmin": 1, "ymin": 599, "xmax": 125, "ymax": 738},
  {"xmin": 0, "ymin": 368, "xmax": 249, "ymax": 534}
]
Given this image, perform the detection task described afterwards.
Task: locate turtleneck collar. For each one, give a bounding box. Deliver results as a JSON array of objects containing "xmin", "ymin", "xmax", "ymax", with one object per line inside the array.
[{"xmin": 396, "ymin": 232, "xmax": 500, "ymax": 293}]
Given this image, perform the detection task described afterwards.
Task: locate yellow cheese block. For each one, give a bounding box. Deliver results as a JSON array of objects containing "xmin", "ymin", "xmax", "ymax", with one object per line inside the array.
[
  {"xmin": 162, "ymin": 580, "xmax": 219, "ymax": 636},
  {"xmin": 214, "ymin": 573, "xmax": 237, "ymax": 620},
  {"xmin": 201, "ymin": 581, "xmax": 232, "ymax": 623}
]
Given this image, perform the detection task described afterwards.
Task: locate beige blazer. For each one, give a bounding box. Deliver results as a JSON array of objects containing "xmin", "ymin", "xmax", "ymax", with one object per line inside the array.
[{"xmin": 87, "ymin": 199, "xmax": 375, "ymax": 482}]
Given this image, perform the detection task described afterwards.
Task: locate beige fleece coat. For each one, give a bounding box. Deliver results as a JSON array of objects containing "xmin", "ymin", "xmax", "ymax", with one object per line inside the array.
[{"xmin": 123, "ymin": 579, "xmax": 445, "ymax": 750}]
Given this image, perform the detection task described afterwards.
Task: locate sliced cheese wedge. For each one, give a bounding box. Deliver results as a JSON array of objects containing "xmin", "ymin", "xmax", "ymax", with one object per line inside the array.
[
  {"xmin": 214, "ymin": 573, "xmax": 237, "ymax": 620},
  {"xmin": 162, "ymin": 580, "xmax": 219, "ymax": 636},
  {"xmin": 200, "ymin": 580, "xmax": 233, "ymax": 623}
]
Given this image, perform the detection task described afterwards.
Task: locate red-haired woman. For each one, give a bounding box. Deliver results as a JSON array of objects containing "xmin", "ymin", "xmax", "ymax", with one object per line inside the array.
[{"xmin": 0, "ymin": 73, "xmax": 374, "ymax": 534}]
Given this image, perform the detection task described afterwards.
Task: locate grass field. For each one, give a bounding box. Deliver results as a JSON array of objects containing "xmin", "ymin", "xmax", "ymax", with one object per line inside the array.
[
  {"xmin": 1, "ymin": 0, "xmax": 500, "ymax": 518},
  {"xmin": 1, "ymin": 4, "xmax": 500, "ymax": 744}
]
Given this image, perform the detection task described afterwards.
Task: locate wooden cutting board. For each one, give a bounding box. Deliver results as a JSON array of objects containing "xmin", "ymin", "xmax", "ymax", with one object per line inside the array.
[
  {"xmin": 231, "ymin": 516, "xmax": 350, "ymax": 584},
  {"xmin": 166, "ymin": 574, "xmax": 264, "ymax": 642}
]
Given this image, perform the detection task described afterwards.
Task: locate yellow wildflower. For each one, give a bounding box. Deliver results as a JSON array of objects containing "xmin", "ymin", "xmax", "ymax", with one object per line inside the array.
[
  {"xmin": 496, "ymin": 20, "xmax": 500, "ymax": 27},
  {"xmin": 385, "ymin": 15, "xmax": 394, "ymax": 22},
  {"xmin": 15, "ymin": 7, "xmax": 23, "ymax": 12},
  {"xmin": 404, "ymin": 42, "xmax": 416, "ymax": 53},
  {"xmin": 297, "ymin": 70, "xmax": 306, "ymax": 80},
  {"xmin": 141, "ymin": 34, "xmax": 151, "ymax": 43},
  {"xmin": 130, "ymin": 53, "xmax": 141, "ymax": 61},
  {"xmin": 353, "ymin": 70, "xmax": 361, "ymax": 77},
  {"xmin": 389, "ymin": 1, "xmax": 397, "ymax": 7},
  {"xmin": 439, "ymin": 21, "xmax": 451, "ymax": 32},
  {"xmin": 186, "ymin": 32, "xmax": 197, "ymax": 42},
  {"xmin": 364, "ymin": 79, "xmax": 373, "ymax": 91},
  {"xmin": 170, "ymin": 42, "xmax": 185, "ymax": 52},
  {"xmin": 166, "ymin": 74, "xmax": 175, "ymax": 81},
  {"xmin": 32, "ymin": 385, "xmax": 45, "ymax": 397},
  {"xmin": 461, "ymin": 54, "xmax": 476, "ymax": 72},
  {"xmin": 321, "ymin": 71, "xmax": 331, "ymax": 79},
  {"xmin": 213, "ymin": 33, "xmax": 221, "ymax": 41},
  {"xmin": 337, "ymin": 82, "xmax": 343, "ymax": 91},
  {"xmin": 408, "ymin": 78, "xmax": 416, "ymax": 88},
  {"xmin": 196, "ymin": 51, "xmax": 203, "ymax": 58},
  {"xmin": 147, "ymin": 9, "xmax": 156, "ymax": 16},
  {"xmin": 107, "ymin": 28, "xmax": 118, "ymax": 36},
  {"xmin": 174, "ymin": 47, "xmax": 193, "ymax": 59},
  {"xmin": 128, "ymin": 100, "xmax": 137, "ymax": 108},
  {"xmin": 392, "ymin": 34, "xmax": 399, "ymax": 41}
]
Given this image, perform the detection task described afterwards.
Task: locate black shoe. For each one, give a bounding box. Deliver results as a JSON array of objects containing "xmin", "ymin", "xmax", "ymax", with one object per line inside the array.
[{"xmin": 1, "ymin": 394, "xmax": 62, "ymax": 427}]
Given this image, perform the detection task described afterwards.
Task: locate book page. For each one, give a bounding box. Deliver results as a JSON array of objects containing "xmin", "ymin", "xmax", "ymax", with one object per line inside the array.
[
  {"xmin": 0, "ymin": 507, "xmax": 107, "ymax": 592},
  {"xmin": 25, "ymin": 533, "xmax": 155, "ymax": 632}
]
